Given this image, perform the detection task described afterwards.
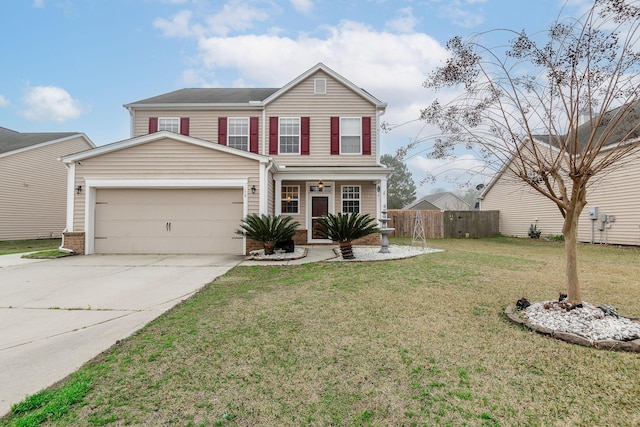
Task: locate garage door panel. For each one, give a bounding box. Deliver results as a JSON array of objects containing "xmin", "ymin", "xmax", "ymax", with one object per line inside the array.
[{"xmin": 94, "ymin": 188, "xmax": 244, "ymax": 254}]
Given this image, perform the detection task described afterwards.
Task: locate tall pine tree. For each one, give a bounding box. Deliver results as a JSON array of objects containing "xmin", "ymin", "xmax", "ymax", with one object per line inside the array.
[{"xmin": 380, "ymin": 154, "xmax": 416, "ymax": 209}]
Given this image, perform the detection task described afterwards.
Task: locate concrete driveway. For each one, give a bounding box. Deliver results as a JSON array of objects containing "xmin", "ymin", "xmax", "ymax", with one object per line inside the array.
[{"xmin": 0, "ymin": 253, "xmax": 243, "ymax": 416}]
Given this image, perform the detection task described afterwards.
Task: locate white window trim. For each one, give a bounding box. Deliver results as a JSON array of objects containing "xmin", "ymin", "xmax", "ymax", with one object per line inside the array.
[
  {"xmin": 281, "ymin": 185, "xmax": 300, "ymax": 214},
  {"xmin": 279, "ymin": 117, "xmax": 301, "ymax": 155},
  {"xmin": 341, "ymin": 184, "xmax": 361, "ymax": 214},
  {"xmin": 227, "ymin": 117, "xmax": 250, "ymax": 151},
  {"xmin": 158, "ymin": 117, "xmax": 180, "ymax": 133},
  {"xmin": 340, "ymin": 117, "xmax": 362, "ymax": 155}
]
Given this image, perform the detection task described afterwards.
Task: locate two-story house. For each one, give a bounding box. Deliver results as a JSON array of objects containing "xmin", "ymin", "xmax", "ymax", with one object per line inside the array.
[{"xmin": 60, "ymin": 63, "xmax": 391, "ymax": 255}]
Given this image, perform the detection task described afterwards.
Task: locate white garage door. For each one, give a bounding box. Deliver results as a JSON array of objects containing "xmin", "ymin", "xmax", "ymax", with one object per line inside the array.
[{"xmin": 94, "ymin": 188, "xmax": 244, "ymax": 254}]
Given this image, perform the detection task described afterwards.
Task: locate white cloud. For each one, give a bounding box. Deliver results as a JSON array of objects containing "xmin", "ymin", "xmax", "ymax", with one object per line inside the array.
[
  {"xmin": 385, "ymin": 7, "xmax": 418, "ymax": 34},
  {"xmin": 428, "ymin": 0, "xmax": 486, "ymax": 28},
  {"xmin": 32, "ymin": 0, "xmax": 44, "ymax": 8},
  {"xmin": 154, "ymin": 1, "xmax": 270, "ymax": 38},
  {"xmin": 21, "ymin": 86, "xmax": 84, "ymax": 123},
  {"xmin": 204, "ymin": 0, "xmax": 270, "ymax": 36},
  {"xmin": 290, "ymin": 0, "xmax": 313, "ymax": 14},
  {"xmin": 0, "ymin": 95, "xmax": 9, "ymax": 107},
  {"xmin": 154, "ymin": 10, "xmax": 201, "ymax": 38}
]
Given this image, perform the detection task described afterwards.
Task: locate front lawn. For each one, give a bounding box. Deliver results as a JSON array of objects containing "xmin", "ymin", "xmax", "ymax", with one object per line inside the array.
[
  {"xmin": 3, "ymin": 237, "xmax": 640, "ymax": 426},
  {"xmin": 0, "ymin": 239, "xmax": 61, "ymax": 256}
]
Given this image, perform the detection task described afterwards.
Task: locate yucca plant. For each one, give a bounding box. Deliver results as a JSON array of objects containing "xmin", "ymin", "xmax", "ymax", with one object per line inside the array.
[
  {"xmin": 314, "ymin": 212, "xmax": 379, "ymax": 259},
  {"xmin": 236, "ymin": 214, "xmax": 300, "ymax": 254}
]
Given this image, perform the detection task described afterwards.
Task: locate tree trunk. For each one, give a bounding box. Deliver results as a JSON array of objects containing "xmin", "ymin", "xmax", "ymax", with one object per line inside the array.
[
  {"xmin": 562, "ymin": 208, "xmax": 583, "ymax": 306},
  {"xmin": 339, "ymin": 241, "xmax": 355, "ymax": 260},
  {"xmin": 263, "ymin": 243, "xmax": 275, "ymax": 255}
]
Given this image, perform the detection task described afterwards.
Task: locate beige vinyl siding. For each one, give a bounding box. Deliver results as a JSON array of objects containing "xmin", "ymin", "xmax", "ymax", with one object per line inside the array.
[
  {"xmin": 481, "ymin": 173, "xmax": 564, "ymax": 238},
  {"xmin": 482, "ymin": 145, "xmax": 640, "ymax": 245},
  {"xmin": 132, "ymin": 109, "xmax": 264, "ymax": 145},
  {"xmin": 266, "ymin": 70, "xmax": 379, "ymax": 167},
  {"xmin": 0, "ymin": 136, "xmax": 91, "ymax": 240},
  {"xmin": 577, "ymin": 148, "xmax": 640, "ymax": 245},
  {"xmin": 73, "ymin": 137, "xmax": 260, "ymax": 231}
]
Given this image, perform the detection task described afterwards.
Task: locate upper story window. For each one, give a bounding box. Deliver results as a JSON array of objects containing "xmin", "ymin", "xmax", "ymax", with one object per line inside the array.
[
  {"xmin": 158, "ymin": 117, "xmax": 180, "ymax": 133},
  {"xmin": 279, "ymin": 117, "xmax": 300, "ymax": 154},
  {"xmin": 341, "ymin": 185, "xmax": 361, "ymax": 213},
  {"xmin": 340, "ymin": 117, "xmax": 361, "ymax": 154},
  {"xmin": 281, "ymin": 185, "xmax": 300, "ymax": 214},
  {"xmin": 228, "ymin": 117, "xmax": 249, "ymax": 151}
]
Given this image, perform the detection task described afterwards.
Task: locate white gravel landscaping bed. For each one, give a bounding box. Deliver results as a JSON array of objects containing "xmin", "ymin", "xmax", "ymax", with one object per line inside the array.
[
  {"xmin": 522, "ymin": 300, "xmax": 640, "ymax": 342},
  {"xmin": 328, "ymin": 244, "xmax": 444, "ymax": 262}
]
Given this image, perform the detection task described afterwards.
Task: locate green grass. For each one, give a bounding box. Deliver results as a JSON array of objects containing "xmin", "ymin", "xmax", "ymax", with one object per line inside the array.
[
  {"xmin": 0, "ymin": 239, "xmax": 60, "ymax": 256},
  {"xmin": 21, "ymin": 249, "xmax": 72, "ymax": 259},
  {"xmin": 2, "ymin": 237, "xmax": 640, "ymax": 426}
]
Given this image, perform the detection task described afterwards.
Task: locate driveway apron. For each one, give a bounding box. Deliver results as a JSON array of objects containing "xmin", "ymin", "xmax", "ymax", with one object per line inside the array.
[{"xmin": 0, "ymin": 253, "xmax": 242, "ymax": 416}]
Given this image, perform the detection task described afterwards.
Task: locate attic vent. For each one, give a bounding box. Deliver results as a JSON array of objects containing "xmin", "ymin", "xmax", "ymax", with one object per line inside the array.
[{"xmin": 314, "ymin": 78, "xmax": 326, "ymax": 95}]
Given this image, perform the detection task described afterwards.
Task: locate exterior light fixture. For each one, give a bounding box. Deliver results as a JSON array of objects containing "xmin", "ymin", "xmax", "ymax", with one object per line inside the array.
[
  {"xmin": 251, "ymin": 185, "xmax": 256, "ymax": 194},
  {"xmin": 318, "ymin": 180, "xmax": 324, "ymax": 190},
  {"xmin": 76, "ymin": 185, "xmax": 83, "ymax": 194}
]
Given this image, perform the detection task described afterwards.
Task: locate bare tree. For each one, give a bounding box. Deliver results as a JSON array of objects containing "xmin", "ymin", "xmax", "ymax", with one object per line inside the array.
[{"xmin": 419, "ymin": 0, "xmax": 640, "ymax": 305}]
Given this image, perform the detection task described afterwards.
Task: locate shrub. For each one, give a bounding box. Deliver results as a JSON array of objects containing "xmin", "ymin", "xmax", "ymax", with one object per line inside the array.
[
  {"xmin": 314, "ymin": 212, "xmax": 379, "ymax": 259},
  {"xmin": 236, "ymin": 214, "xmax": 300, "ymax": 254},
  {"xmin": 528, "ymin": 224, "xmax": 542, "ymax": 239}
]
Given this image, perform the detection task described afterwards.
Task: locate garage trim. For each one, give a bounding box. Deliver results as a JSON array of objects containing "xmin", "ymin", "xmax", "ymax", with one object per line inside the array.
[{"xmin": 83, "ymin": 178, "xmax": 248, "ymax": 255}]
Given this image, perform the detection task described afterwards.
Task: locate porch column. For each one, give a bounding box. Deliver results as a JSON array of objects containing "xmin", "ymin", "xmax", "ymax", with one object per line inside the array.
[{"xmin": 274, "ymin": 177, "xmax": 283, "ymax": 215}]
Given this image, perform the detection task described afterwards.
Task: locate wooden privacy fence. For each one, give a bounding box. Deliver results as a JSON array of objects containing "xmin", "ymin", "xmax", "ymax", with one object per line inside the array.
[{"xmin": 388, "ymin": 210, "xmax": 500, "ymax": 239}]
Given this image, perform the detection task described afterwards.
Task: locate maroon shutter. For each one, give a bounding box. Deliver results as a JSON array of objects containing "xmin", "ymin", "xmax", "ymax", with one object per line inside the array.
[
  {"xmin": 269, "ymin": 117, "xmax": 279, "ymax": 155},
  {"xmin": 218, "ymin": 117, "xmax": 227, "ymax": 145},
  {"xmin": 250, "ymin": 117, "xmax": 259, "ymax": 153},
  {"xmin": 301, "ymin": 117, "xmax": 310, "ymax": 155},
  {"xmin": 362, "ymin": 116, "xmax": 371, "ymax": 155},
  {"xmin": 180, "ymin": 117, "xmax": 190, "ymax": 136},
  {"xmin": 149, "ymin": 117, "xmax": 158, "ymax": 133},
  {"xmin": 330, "ymin": 117, "xmax": 340, "ymax": 155}
]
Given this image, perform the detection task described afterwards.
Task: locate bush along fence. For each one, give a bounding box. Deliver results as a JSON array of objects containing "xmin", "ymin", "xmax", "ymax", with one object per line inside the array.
[{"xmin": 388, "ymin": 210, "xmax": 500, "ymax": 239}]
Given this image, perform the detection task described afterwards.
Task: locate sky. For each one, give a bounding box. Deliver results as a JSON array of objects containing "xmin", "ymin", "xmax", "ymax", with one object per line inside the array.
[{"xmin": 0, "ymin": 0, "xmax": 591, "ymax": 197}]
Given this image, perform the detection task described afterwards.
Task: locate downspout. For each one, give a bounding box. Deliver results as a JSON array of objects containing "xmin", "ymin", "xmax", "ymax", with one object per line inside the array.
[
  {"xmin": 260, "ymin": 160, "xmax": 275, "ymax": 214},
  {"xmin": 58, "ymin": 161, "xmax": 76, "ymax": 254}
]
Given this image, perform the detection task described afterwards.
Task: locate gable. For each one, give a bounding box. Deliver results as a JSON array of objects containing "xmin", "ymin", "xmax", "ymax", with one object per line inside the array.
[
  {"xmin": 62, "ymin": 131, "xmax": 268, "ymax": 164},
  {"xmin": 264, "ymin": 63, "xmax": 386, "ymax": 109},
  {"xmin": 1, "ymin": 127, "xmax": 92, "ymax": 157}
]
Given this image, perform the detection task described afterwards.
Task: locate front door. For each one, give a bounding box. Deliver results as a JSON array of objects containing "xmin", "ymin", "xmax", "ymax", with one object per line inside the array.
[{"xmin": 311, "ymin": 196, "xmax": 329, "ymax": 240}]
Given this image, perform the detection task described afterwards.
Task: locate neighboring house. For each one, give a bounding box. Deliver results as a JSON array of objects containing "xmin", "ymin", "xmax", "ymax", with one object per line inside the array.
[
  {"xmin": 480, "ymin": 108, "xmax": 640, "ymax": 246},
  {"xmin": 60, "ymin": 63, "xmax": 391, "ymax": 255},
  {"xmin": 0, "ymin": 127, "xmax": 94, "ymax": 240},
  {"xmin": 405, "ymin": 192, "xmax": 470, "ymax": 211}
]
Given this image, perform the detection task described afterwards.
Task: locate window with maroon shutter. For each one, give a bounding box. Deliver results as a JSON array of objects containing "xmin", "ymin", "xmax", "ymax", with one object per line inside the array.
[
  {"xmin": 362, "ymin": 116, "xmax": 371, "ymax": 155},
  {"xmin": 180, "ymin": 117, "xmax": 190, "ymax": 136},
  {"xmin": 269, "ymin": 117, "xmax": 279, "ymax": 154},
  {"xmin": 250, "ymin": 117, "xmax": 259, "ymax": 153},
  {"xmin": 330, "ymin": 117, "xmax": 339, "ymax": 155},
  {"xmin": 218, "ymin": 117, "xmax": 227, "ymax": 145},
  {"xmin": 301, "ymin": 117, "xmax": 310, "ymax": 155},
  {"xmin": 149, "ymin": 117, "xmax": 158, "ymax": 133}
]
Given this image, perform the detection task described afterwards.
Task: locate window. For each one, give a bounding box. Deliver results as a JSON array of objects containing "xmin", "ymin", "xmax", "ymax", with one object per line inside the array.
[
  {"xmin": 340, "ymin": 117, "xmax": 361, "ymax": 154},
  {"xmin": 281, "ymin": 185, "xmax": 300, "ymax": 214},
  {"xmin": 158, "ymin": 117, "xmax": 180, "ymax": 133},
  {"xmin": 342, "ymin": 185, "xmax": 361, "ymax": 213},
  {"xmin": 279, "ymin": 117, "xmax": 300, "ymax": 154},
  {"xmin": 314, "ymin": 78, "xmax": 326, "ymax": 95},
  {"xmin": 228, "ymin": 117, "xmax": 249, "ymax": 150}
]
